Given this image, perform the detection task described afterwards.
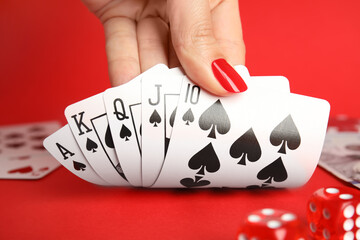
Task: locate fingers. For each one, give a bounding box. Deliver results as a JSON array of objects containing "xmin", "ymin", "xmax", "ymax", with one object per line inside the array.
[
  {"xmin": 168, "ymin": 0, "xmax": 246, "ymax": 96},
  {"xmin": 137, "ymin": 17, "xmax": 169, "ymax": 72},
  {"xmin": 103, "ymin": 17, "xmax": 140, "ymax": 87},
  {"xmin": 168, "ymin": 34, "xmax": 181, "ymax": 68},
  {"xmin": 211, "ymin": 0, "xmax": 245, "ymax": 65}
]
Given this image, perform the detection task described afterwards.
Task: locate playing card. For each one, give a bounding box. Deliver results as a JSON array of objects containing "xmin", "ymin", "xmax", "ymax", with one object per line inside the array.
[
  {"xmin": 319, "ymin": 132, "xmax": 360, "ymax": 189},
  {"xmin": 0, "ymin": 121, "xmax": 61, "ymax": 158},
  {"xmin": 141, "ymin": 67, "xmax": 184, "ymax": 186},
  {"xmin": 249, "ymin": 75, "xmax": 290, "ymax": 93},
  {"xmin": 153, "ymin": 76, "xmax": 330, "ymax": 188},
  {"xmin": 144, "ymin": 66, "xmax": 291, "ymax": 187},
  {"xmin": 65, "ymin": 93, "xmax": 129, "ymax": 186},
  {"xmin": 43, "ymin": 125, "xmax": 110, "ymax": 185},
  {"xmin": 103, "ymin": 64, "xmax": 168, "ymax": 186},
  {"xmin": 0, "ymin": 121, "xmax": 61, "ymax": 179},
  {"xmin": 0, "ymin": 154, "xmax": 60, "ymax": 179}
]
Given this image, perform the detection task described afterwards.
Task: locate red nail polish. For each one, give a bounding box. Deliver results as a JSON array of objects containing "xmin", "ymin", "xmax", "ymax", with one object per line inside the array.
[{"xmin": 211, "ymin": 59, "xmax": 247, "ymax": 93}]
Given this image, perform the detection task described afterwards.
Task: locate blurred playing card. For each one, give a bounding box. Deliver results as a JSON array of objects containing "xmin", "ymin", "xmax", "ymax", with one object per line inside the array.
[
  {"xmin": 0, "ymin": 121, "xmax": 61, "ymax": 179},
  {"xmin": 319, "ymin": 132, "xmax": 360, "ymax": 189}
]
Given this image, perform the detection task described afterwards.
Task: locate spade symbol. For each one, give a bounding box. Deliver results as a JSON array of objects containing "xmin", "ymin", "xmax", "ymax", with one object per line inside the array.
[
  {"xmin": 73, "ymin": 161, "xmax": 86, "ymax": 171},
  {"xmin": 169, "ymin": 107, "xmax": 177, "ymax": 127},
  {"xmin": 180, "ymin": 175, "xmax": 210, "ymax": 188},
  {"xmin": 257, "ymin": 157, "xmax": 288, "ymax": 184},
  {"xmin": 188, "ymin": 143, "xmax": 220, "ymax": 176},
  {"xmin": 182, "ymin": 108, "xmax": 194, "ymax": 125},
  {"xmin": 199, "ymin": 99, "xmax": 230, "ymax": 139},
  {"xmin": 120, "ymin": 124, "xmax": 132, "ymax": 141},
  {"xmin": 149, "ymin": 109, "xmax": 161, "ymax": 127},
  {"xmin": 229, "ymin": 128, "xmax": 261, "ymax": 165},
  {"xmin": 86, "ymin": 138, "xmax": 98, "ymax": 153},
  {"xmin": 270, "ymin": 115, "xmax": 301, "ymax": 154},
  {"xmin": 105, "ymin": 125, "xmax": 115, "ymax": 149}
]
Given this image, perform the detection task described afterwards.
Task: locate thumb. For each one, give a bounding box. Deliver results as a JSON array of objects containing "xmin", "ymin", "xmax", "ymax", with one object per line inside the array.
[{"xmin": 167, "ymin": 0, "xmax": 247, "ymax": 96}]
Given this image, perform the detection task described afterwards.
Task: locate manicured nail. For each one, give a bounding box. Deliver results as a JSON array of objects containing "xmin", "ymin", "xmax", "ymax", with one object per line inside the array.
[{"xmin": 211, "ymin": 58, "xmax": 247, "ymax": 93}]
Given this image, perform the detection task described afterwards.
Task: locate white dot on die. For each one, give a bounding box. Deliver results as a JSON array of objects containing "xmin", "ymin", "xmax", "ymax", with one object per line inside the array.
[
  {"xmin": 343, "ymin": 231, "xmax": 354, "ymax": 240},
  {"xmin": 261, "ymin": 208, "xmax": 275, "ymax": 216},
  {"xmin": 339, "ymin": 194, "xmax": 353, "ymax": 200},
  {"xmin": 281, "ymin": 213, "xmax": 296, "ymax": 221},
  {"xmin": 323, "ymin": 208, "xmax": 331, "ymax": 219},
  {"xmin": 309, "ymin": 202, "xmax": 317, "ymax": 212},
  {"xmin": 267, "ymin": 220, "xmax": 282, "ymax": 229},
  {"xmin": 310, "ymin": 222, "xmax": 317, "ymax": 233},
  {"xmin": 356, "ymin": 217, "xmax": 360, "ymax": 228},
  {"xmin": 343, "ymin": 219, "xmax": 354, "ymax": 231},
  {"xmin": 323, "ymin": 228, "xmax": 330, "ymax": 239},
  {"xmin": 248, "ymin": 214, "xmax": 261, "ymax": 223},
  {"xmin": 356, "ymin": 203, "xmax": 360, "ymax": 215},
  {"xmin": 325, "ymin": 188, "xmax": 339, "ymax": 194},
  {"xmin": 356, "ymin": 229, "xmax": 360, "ymax": 240},
  {"xmin": 343, "ymin": 205, "xmax": 355, "ymax": 218},
  {"xmin": 238, "ymin": 234, "xmax": 248, "ymax": 240}
]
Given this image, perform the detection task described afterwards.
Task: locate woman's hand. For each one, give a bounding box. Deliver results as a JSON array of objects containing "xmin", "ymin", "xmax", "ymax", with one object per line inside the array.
[{"xmin": 82, "ymin": 0, "xmax": 246, "ymax": 95}]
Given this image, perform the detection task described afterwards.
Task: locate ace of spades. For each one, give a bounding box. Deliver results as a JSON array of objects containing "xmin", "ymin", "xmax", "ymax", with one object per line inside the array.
[{"xmin": 43, "ymin": 125, "xmax": 110, "ymax": 185}]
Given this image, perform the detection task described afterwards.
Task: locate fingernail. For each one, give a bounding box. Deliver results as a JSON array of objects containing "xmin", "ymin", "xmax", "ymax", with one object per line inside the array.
[{"xmin": 211, "ymin": 58, "xmax": 247, "ymax": 93}]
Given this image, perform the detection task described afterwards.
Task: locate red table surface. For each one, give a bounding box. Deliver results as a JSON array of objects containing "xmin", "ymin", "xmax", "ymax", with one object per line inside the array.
[{"xmin": 1, "ymin": 0, "xmax": 360, "ymax": 239}]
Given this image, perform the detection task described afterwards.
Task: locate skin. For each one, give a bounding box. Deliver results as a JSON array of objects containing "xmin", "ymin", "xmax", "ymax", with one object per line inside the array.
[{"xmin": 82, "ymin": 0, "xmax": 246, "ymax": 96}]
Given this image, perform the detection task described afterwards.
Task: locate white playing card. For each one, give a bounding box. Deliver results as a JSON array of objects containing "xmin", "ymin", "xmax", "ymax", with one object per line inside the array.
[
  {"xmin": 0, "ymin": 121, "xmax": 61, "ymax": 179},
  {"xmin": 43, "ymin": 125, "xmax": 110, "ymax": 185},
  {"xmin": 103, "ymin": 64, "xmax": 168, "ymax": 186},
  {"xmin": 0, "ymin": 154, "xmax": 60, "ymax": 179},
  {"xmin": 146, "ymin": 66, "xmax": 291, "ymax": 187},
  {"xmin": 141, "ymin": 67, "xmax": 184, "ymax": 186},
  {"xmin": 233, "ymin": 90, "xmax": 329, "ymax": 188},
  {"xmin": 249, "ymin": 75, "xmax": 290, "ymax": 93},
  {"xmin": 0, "ymin": 121, "xmax": 61, "ymax": 158},
  {"xmin": 153, "ymin": 76, "xmax": 330, "ymax": 188},
  {"xmin": 65, "ymin": 93, "xmax": 129, "ymax": 186}
]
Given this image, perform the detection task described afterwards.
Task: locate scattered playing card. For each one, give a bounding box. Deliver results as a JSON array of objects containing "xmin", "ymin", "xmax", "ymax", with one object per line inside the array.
[
  {"xmin": 0, "ymin": 154, "xmax": 60, "ymax": 179},
  {"xmin": 319, "ymin": 131, "xmax": 360, "ymax": 189},
  {"xmin": 0, "ymin": 121, "xmax": 61, "ymax": 179},
  {"xmin": 0, "ymin": 121, "xmax": 61, "ymax": 158}
]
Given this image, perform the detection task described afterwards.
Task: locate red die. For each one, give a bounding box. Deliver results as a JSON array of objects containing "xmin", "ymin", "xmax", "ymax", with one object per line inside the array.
[
  {"xmin": 237, "ymin": 208, "xmax": 306, "ymax": 240},
  {"xmin": 307, "ymin": 187, "xmax": 360, "ymax": 239}
]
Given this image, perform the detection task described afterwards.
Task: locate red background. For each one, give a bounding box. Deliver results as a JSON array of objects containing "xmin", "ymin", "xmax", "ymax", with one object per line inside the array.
[{"xmin": 0, "ymin": 0, "xmax": 359, "ymax": 239}]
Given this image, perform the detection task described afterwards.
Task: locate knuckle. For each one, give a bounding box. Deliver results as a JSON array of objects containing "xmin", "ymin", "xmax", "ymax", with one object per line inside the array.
[{"xmin": 174, "ymin": 21, "xmax": 216, "ymax": 51}]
